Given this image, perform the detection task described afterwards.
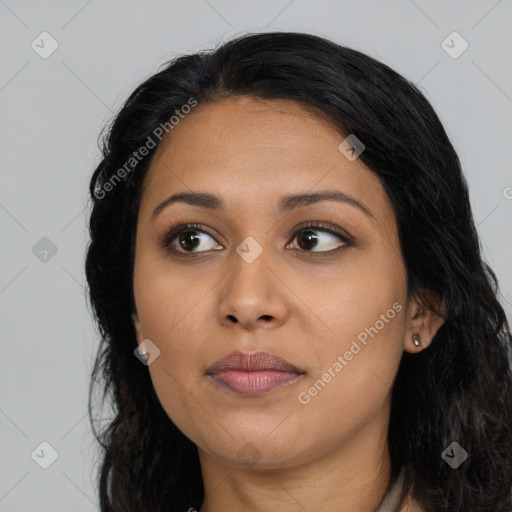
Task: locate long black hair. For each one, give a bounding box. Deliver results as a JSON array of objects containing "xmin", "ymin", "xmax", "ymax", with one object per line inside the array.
[{"xmin": 85, "ymin": 31, "xmax": 512, "ymax": 511}]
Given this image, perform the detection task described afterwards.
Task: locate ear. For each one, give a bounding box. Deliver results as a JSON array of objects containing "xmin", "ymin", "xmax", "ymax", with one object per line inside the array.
[
  {"xmin": 404, "ymin": 291, "xmax": 445, "ymax": 353},
  {"xmin": 131, "ymin": 312, "xmax": 145, "ymax": 346}
]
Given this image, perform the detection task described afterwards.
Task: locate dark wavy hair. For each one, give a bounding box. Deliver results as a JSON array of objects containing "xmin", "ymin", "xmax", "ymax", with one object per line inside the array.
[{"xmin": 85, "ymin": 31, "xmax": 512, "ymax": 511}]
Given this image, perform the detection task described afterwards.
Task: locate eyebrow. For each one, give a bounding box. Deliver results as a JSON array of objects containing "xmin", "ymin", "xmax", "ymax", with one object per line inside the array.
[{"xmin": 151, "ymin": 190, "xmax": 374, "ymax": 220}]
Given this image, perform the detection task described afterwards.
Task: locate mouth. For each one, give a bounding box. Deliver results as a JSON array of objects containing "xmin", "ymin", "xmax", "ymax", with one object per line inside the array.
[{"xmin": 205, "ymin": 351, "xmax": 305, "ymax": 396}]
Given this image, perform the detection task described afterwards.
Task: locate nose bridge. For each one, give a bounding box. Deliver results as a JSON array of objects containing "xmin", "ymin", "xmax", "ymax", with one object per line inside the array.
[
  {"xmin": 228, "ymin": 236, "xmax": 274, "ymax": 298},
  {"xmin": 216, "ymin": 236, "xmax": 289, "ymax": 327}
]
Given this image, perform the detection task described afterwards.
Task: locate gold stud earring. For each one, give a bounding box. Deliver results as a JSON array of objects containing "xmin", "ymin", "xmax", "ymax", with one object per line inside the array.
[{"xmin": 413, "ymin": 333, "xmax": 422, "ymax": 347}]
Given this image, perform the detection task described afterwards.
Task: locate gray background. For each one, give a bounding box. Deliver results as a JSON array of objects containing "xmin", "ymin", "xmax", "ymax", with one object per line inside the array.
[{"xmin": 1, "ymin": 1, "xmax": 511, "ymax": 510}]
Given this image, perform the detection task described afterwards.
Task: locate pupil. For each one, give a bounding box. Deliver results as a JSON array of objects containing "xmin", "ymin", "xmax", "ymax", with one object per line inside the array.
[
  {"xmin": 298, "ymin": 230, "xmax": 317, "ymax": 250},
  {"xmin": 179, "ymin": 232, "xmax": 200, "ymax": 251}
]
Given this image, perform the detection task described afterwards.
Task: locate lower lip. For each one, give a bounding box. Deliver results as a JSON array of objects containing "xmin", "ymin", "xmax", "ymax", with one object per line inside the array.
[{"xmin": 209, "ymin": 370, "xmax": 302, "ymax": 396}]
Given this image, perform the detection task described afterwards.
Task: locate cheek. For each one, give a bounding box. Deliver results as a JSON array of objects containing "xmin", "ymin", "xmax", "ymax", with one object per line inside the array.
[
  {"xmin": 290, "ymin": 249, "xmax": 406, "ymax": 349},
  {"xmin": 139, "ymin": 299, "xmax": 208, "ymax": 439},
  {"xmin": 291, "ymin": 256, "xmax": 406, "ymax": 422},
  {"xmin": 133, "ymin": 251, "xmax": 211, "ymax": 344},
  {"xmin": 134, "ymin": 274, "xmax": 207, "ymax": 381},
  {"xmin": 294, "ymin": 306, "xmax": 405, "ymax": 443},
  {"xmin": 132, "ymin": 262, "xmax": 211, "ymax": 423}
]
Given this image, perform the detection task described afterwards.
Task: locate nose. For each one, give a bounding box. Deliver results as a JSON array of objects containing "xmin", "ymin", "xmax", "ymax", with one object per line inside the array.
[{"xmin": 216, "ymin": 248, "xmax": 289, "ymax": 331}]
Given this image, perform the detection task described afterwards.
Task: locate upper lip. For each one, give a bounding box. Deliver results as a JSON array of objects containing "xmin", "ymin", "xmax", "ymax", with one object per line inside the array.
[{"xmin": 206, "ymin": 351, "xmax": 305, "ymax": 375}]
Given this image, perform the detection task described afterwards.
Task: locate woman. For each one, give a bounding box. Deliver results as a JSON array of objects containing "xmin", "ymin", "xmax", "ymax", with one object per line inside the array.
[{"xmin": 85, "ymin": 31, "xmax": 512, "ymax": 511}]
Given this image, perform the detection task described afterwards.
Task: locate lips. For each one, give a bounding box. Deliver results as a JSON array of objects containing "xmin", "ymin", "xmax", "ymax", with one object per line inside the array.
[
  {"xmin": 206, "ymin": 351, "xmax": 304, "ymax": 374},
  {"xmin": 206, "ymin": 351, "xmax": 305, "ymax": 396}
]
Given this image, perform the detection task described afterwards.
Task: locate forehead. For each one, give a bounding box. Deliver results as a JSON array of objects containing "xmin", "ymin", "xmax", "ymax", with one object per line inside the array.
[{"xmin": 139, "ymin": 96, "xmax": 389, "ymax": 221}]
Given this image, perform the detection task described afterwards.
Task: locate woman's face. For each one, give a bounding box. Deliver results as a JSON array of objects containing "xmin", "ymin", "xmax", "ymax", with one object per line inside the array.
[{"xmin": 132, "ymin": 96, "xmax": 420, "ymax": 470}]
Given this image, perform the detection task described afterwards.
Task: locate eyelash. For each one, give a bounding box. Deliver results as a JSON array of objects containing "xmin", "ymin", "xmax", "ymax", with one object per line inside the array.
[{"xmin": 160, "ymin": 221, "xmax": 354, "ymax": 256}]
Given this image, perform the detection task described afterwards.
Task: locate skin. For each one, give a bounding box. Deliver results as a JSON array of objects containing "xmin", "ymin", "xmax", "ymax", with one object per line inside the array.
[{"xmin": 131, "ymin": 96, "xmax": 444, "ymax": 512}]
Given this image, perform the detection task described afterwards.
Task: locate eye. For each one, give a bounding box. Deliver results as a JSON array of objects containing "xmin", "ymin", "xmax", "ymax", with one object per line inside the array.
[
  {"xmin": 161, "ymin": 223, "xmax": 223, "ymax": 254},
  {"xmin": 286, "ymin": 221, "xmax": 353, "ymax": 253},
  {"xmin": 161, "ymin": 221, "xmax": 353, "ymax": 256}
]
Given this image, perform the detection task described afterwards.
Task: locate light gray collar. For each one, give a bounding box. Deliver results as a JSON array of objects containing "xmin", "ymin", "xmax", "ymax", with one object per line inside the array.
[{"xmin": 374, "ymin": 468, "xmax": 405, "ymax": 512}]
